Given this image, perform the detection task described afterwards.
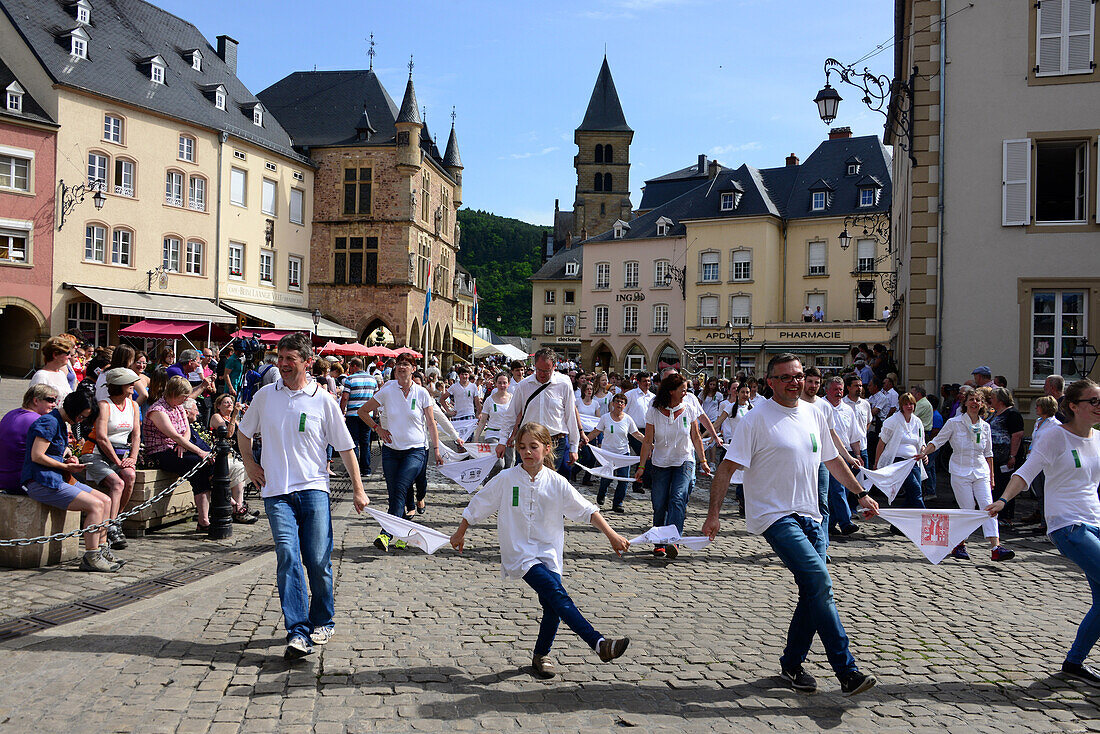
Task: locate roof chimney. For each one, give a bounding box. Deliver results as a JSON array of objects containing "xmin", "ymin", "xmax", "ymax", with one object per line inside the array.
[
  {"xmin": 216, "ymin": 35, "xmax": 239, "ymax": 75},
  {"xmin": 707, "ymin": 160, "xmax": 721, "ymax": 179},
  {"xmin": 786, "ymin": 153, "xmax": 799, "ymax": 166},
  {"xmin": 828, "ymin": 126, "xmax": 852, "ymax": 140},
  {"xmin": 698, "ymin": 154, "xmax": 707, "ymax": 174}
]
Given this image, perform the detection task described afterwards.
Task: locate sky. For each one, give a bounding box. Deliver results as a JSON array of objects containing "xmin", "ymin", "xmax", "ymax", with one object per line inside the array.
[{"xmin": 159, "ymin": 0, "xmax": 897, "ymax": 226}]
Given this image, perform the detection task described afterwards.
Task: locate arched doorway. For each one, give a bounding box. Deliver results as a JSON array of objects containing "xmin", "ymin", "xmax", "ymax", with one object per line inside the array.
[
  {"xmin": 361, "ymin": 318, "xmax": 394, "ymax": 346},
  {"xmin": 0, "ymin": 299, "xmax": 46, "ymax": 377},
  {"xmin": 408, "ymin": 318, "xmax": 420, "ymax": 350},
  {"xmin": 621, "ymin": 342, "xmax": 647, "ymax": 376},
  {"xmin": 592, "ymin": 340, "xmax": 614, "ymax": 372},
  {"xmin": 432, "ymin": 323, "xmax": 442, "ymax": 354},
  {"xmin": 657, "ymin": 343, "xmax": 681, "ymax": 372}
]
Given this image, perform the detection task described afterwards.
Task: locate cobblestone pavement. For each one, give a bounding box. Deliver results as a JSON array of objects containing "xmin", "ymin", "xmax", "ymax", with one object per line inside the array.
[{"xmin": 2, "ymin": 464, "xmax": 1100, "ymax": 733}]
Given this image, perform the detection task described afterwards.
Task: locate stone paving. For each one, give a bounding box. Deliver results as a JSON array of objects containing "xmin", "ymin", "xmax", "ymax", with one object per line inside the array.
[{"xmin": 2, "ymin": 462, "xmax": 1100, "ymax": 733}]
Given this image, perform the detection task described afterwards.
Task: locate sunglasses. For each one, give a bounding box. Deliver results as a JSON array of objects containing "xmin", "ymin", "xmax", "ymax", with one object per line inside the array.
[{"xmin": 40, "ymin": 396, "xmax": 58, "ymax": 404}]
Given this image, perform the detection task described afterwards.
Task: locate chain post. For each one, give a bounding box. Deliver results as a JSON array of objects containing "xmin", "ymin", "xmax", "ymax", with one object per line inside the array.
[{"xmin": 207, "ymin": 426, "xmax": 234, "ymax": 540}]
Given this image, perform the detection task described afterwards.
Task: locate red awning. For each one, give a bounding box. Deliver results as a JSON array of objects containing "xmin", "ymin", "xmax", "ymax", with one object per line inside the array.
[
  {"xmin": 120, "ymin": 319, "xmax": 230, "ymax": 341},
  {"xmin": 230, "ymin": 328, "xmax": 299, "ymax": 344},
  {"xmin": 393, "ymin": 347, "xmax": 423, "ymax": 359},
  {"xmin": 366, "ymin": 346, "xmax": 398, "ymax": 358}
]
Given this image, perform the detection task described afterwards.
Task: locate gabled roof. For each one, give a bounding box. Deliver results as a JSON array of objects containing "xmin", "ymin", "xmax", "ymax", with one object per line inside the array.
[
  {"xmin": 776, "ymin": 134, "xmax": 893, "ymax": 218},
  {"xmin": 1, "ymin": 0, "xmax": 306, "ymax": 163},
  {"xmin": 808, "ymin": 178, "xmax": 835, "ymax": 191},
  {"xmin": 577, "ymin": 57, "xmax": 631, "ymax": 133},
  {"xmin": 0, "ymin": 57, "xmax": 56, "ymax": 126},
  {"xmin": 856, "ymin": 174, "xmax": 883, "ymax": 188},
  {"xmin": 531, "ymin": 243, "xmax": 583, "ymax": 281},
  {"xmin": 258, "ymin": 70, "xmax": 399, "ymax": 148}
]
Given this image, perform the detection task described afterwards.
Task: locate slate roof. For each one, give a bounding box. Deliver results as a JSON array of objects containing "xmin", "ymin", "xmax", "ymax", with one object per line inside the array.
[
  {"xmin": 531, "ymin": 243, "xmax": 582, "ymax": 281},
  {"xmin": 0, "ymin": 56, "xmax": 56, "ymax": 126},
  {"xmin": 395, "ymin": 75, "xmax": 421, "ymax": 125},
  {"xmin": 442, "ymin": 123, "xmax": 461, "ymax": 168},
  {"xmin": 0, "ymin": 0, "xmax": 308, "ymax": 164},
  {"xmin": 577, "ymin": 57, "xmax": 631, "ymax": 133},
  {"xmin": 582, "ymin": 134, "xmax": 892, "ymax": 243},
  {"xmin": 257, "ymin": 70, "xmax": 399, "ymax": 148}
]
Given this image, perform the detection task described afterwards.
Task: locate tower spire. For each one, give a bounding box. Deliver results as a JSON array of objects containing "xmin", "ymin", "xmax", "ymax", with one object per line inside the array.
[
  {"xmin": 577, "ymin": 56, "xmax": 632, "ymax": 133},
  {"xmin": 367, "ymin": 33, "xmax": 375, "ymax": 71}
]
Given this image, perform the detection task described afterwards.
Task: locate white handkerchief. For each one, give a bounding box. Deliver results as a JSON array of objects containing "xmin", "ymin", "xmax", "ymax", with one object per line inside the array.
[
  {"xmin": 579, "ymin": 413, "xmax": 600, "ymax": 432},
  {"xmin": 873, "ymin": 508, "xmax": 991, "ymax": 564},
  {"xmin": 364, "ymin": 508, "xmax": 450, "ymax": 554},
  {"xmin": 576, "ymin": 464, "xmax": 640, "ymax": 483},
  {"xmin": 858, "ymin": 458, "xmax": 918, "ymax": 503},
  {"xmin": 701, "ymin": 436, "xmax": 717, "ymax": 450},
  {"xmin": 451, "ymin": 418, "xmax": 478, "ymax": 442},
  {"xmin": 629, "ymin": 525, "xmax": 682, "ymax": 545},
  {"xmin": 438, "ymin": 454, "xmax": 499, "ymax": 493},
  {"xmin": 437, "ymin": 444, "xmax": 468, "ymax": 463},
  {"xmin": 589, "ymin": 445, "xmax": 640, "ymax": 470},
  {"xmin": 678, "ymin": 536, "xmax": 712, "ymax": 551}
]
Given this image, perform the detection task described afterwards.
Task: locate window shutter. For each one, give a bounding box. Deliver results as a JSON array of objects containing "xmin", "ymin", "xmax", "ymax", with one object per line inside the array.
[
  {"xmin": 856, "ymin": 239, "xmax": 875, "ymax": 261},
  {"xmin": 1002, "ymin": 139, "xmax": 1031, "ymax": 225},
  {"xmin": 730, "ymin": 295, "xmax": 750, "ymax": 322},
  {"xmin": 808, "ymin": 242, "xmax": 826, "ymax": 269},
  {"xmin": 700, "ymin": 296, "xmax": 718, "ymax": 321},
  {"xmin": 1038, "ymin": 0, "xmax": 1066, "ymax": 74},
  {"xmin": 1067, "ymin": 0, "xmax": 1096, "ymax": 74},
  {"xmin": 702, "ymin": 251, "xmax": 719, "ymax": 266}
]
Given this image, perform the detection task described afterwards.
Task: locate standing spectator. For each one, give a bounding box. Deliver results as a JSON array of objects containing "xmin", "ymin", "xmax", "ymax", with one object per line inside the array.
[
  {"xmin": 634, "ymin": 373, "xmax": 709, "ymax": 559},
  {"xmin": 238, "ymin": 333, "xmax": 366, "ymax": 659},
  {"xmin": 499, "ymin": 349, "xmax": 580, "ymax": 478},
  {"xmin": 0, "ymin": 385, "xmax": 59, "ymax": 493},
  {"xmin": 802, "ymin": 305, "xmax": 813, "ymax": 322},
  {"xmin": 875, "ymin": 393, "xmax": 927, "ymax": 516},
  {"xmin": 1045, "ymin": 374, "xmax": 1069, "ymax": 422},
  {"xmin": 167, "ymin": 350, "xmax": 211, "ymax": 403},
  {"xmin": 30, "ymin": 337, "xmax": 75, "ymax": 402},
  {"xmin": 221, "ymin": 344, "xmax": 247, "ymax": 397},
  {"xmin": 340, "ymin": 358, "xmax": 378, "ymax": 477},
  {"xmin": 425, "ymin": 356, "xmax": 441, "ymax": 382},
  {"xmin": 971, "ymin": 365, "xmax": 994, "ymax": 389},
  {"xmin": 989, "ymin": 387, "xmax": 1025, "ymax": 524},
  {"xmin": 208, "ymin": 394, "xmax": 260, "ymax": 523},
  {"xmin": 813, "ymin": 306, "xmax": 825, "ymax": 322}
]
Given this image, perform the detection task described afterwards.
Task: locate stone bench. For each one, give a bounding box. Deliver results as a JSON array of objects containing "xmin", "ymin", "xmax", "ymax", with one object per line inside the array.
[
  {"xmin": 0, "ymin": 493, "xmax": 82, "ymax": 569},
  {"xmin": 120, "ymin": 468, "xmax": 195, "ymax": 537}
]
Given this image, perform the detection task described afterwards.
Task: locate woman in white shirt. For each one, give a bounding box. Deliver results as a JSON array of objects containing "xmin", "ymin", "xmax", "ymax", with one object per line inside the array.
[
  {"xmin": 699, "ymin": 377, "xmax": 724, "ymax": 425},
  {"xmin": 920, "ymin": 389, "xmax": 1014, "ymax": 561},
  {"xmin": 875, "ymin": 392, "xmax": 926, "ymax": 511},
  {"xmin": 30, "ymin": 337, "xmax": 75, "ymax": 403},
  {"xmin": 634, "ymin": 373, "xmax": 710, "ymax": 559},
  {"xmin": 585, "ymin": 392, "xmax": 644, "ymax": 511},
  {"xmin": 714, "ymin": 381, "xmax": 752, "ymax": 517},
  {"xmin": 356, "ymin": 354, "xmax": 441, "ymax": 551},
  {"xmin": 990, "ymin": 379, "xmax": 1100, "ymax": 685},
  {"xmin": 593, "ymin": 373, "xmax": 614, "ymax": 415},
  {"xmin": 475, "ymin": 372, "xmax": 515, "ymax": 476},
  {"xmin": 1022, "ymin": 395, "xmax": 1060, "ymax": 529}
]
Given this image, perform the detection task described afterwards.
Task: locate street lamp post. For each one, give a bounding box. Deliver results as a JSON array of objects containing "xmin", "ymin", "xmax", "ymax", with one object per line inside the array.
[
  {"xmin": 838, "ymin": 212, "xmax": 897, "ymax": 302},
  {"xmin": 57, "ymin": 179, "xmax": 106, "ymax": 231},
  {"xmin": 814, "ymin": 58, "xmax": 918, "ymax": 164},
  {"xmin": 312, "ymin": 308, "xmax": 321, "ymax": 339},
  {"xmin": 725, "ymin": 320, "xmax": 756, "ymax": 377}
]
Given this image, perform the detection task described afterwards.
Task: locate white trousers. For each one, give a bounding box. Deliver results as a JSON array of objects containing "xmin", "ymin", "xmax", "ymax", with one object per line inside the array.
[{"xmin": 951, "ymin": 473, "xmax": 998, "ymax": 539}]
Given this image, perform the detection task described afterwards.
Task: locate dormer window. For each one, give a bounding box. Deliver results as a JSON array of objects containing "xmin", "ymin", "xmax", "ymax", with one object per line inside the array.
[
  {"xmin": 847, "ymin": 164, "xmax": 858, "ymax": 175},
  {"xmin": 655, "ymin": 216, "xmax": 673, "ymax": 236},
  {"xmin": 215, "ymin": 89, "xmax": 225, "ymax": 110},
  {"xmin": 812, "ymin": 191, "xmax": 826, "ymax": 211},
  {"xmin": 67, "ymin": 27, "xmax": 89, "ymax": 59},
  {"xmin": 565, "ymin": 261, "xmax": 578, "ymax": 276},
  {"xmin": 252, "ymin": 104, "xmax": 263, "ymax": 126},
  {"xmin": 845, "ymin": 156, "xmax": 862, "ymax": 176},
  {"xmin": 613, "ymin": 220, "xmax": 629, "ymax": 239},
  {"xmin": 859, "ymin": 188, "xmax": 875, "ymax": 207},
  {"xmin": 189, "ymin": 50, "xmax": 202, "ymax": 72},
  {"xmin": 720, "ymin": 192, "xmax": 743, "ymax": 211},
  {"xmin": 144, "ymin": 55, "xmax": 167, "ymax": 84},
  {"xmin": 5, "ymin": 82, "xmax": 24, "ymax": 113},
  {"xmin": 808, "ymin": 179, "xmax": 834, "ymax": 212},
  {"xmin": 74, "ymin": 0, "xmax": 91, "ymax": 24}
]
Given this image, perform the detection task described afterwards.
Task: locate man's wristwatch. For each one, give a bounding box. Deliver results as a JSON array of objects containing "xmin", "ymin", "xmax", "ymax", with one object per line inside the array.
[{"xmin": 855, "ymin": 490, "xmax": 870, "ymax": 499}]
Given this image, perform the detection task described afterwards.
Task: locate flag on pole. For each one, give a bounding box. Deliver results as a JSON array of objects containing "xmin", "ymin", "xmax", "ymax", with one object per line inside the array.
[
  {"xmin": 422, "ymin": 262, "xmax": 433, "ymax": 327},
  {"xmin": 472, "ymin": 279, "xmax": 478, "ymax": 334}
]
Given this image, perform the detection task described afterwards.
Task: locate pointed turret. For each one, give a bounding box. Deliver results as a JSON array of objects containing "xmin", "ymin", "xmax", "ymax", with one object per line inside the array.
[
  {"xmin": 395, "ymin": 57, "xmax": 422, "ymax": 174},
  {"xmin": 444, "ymin": 120, "xmax": 463, "ymax": 207},
  {"xmin": 578, "ymin": 56, "xmax": 631, "ymax": 132}
]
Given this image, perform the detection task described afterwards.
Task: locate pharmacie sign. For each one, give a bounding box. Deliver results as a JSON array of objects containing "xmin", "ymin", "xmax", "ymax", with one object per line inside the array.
[{"xmin": 777, "ymin": 330, "xmax": 843, "ymax": 340}]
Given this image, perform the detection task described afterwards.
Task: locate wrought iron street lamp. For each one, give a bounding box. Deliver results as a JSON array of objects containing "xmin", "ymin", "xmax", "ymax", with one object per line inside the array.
[
  {"xmin": 1072, "ymin": 338, "xmax": 1099, "ymax": 378},
  {"xmin": 726, "ymin": 320, "xmax": 756, "ymax": 377},
  {"xmin": 312, "ymin": 308, "xmax": 322, "ymax": 338},
  {"xmin": 814, "ymin": 58, "xmax": 918, "ymax": 163},
  {"xmin": 663, "ymin": 265, "xmax": 686, "ymax": 299},
  {"xmin": 838, "ymin": 212, "xmax": 897, "ymax": 299},
  {"xmin": 57, "ymin": 179, "xmax": 106, "ymax": 231}
]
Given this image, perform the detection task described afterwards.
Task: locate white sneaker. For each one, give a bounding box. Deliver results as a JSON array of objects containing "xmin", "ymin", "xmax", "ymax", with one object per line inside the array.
[
  {"xmin": 310, "ymin": 625, "xmax": 335, "ymax": 646},
  {"xmin": 284, "ymin": 636, "xmax": 314, "ymax": 659}
]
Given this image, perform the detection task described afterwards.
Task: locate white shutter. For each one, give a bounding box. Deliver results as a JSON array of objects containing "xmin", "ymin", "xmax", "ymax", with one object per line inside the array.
[
  {"xmin": 700, "ymin": 296, "xmax": 718, "ymax": 324},
  {"xmin": 262, "ymin": 179, "xmax": 276, "ymax": 215},
  {"xmin": 230, "ymin": 168, "xmax": 246, "ymax": 206},
  {"xmin": 856, "ymin": 238, "xmax": 876, "ymax": 261},
  {"xmin": 1002, "ymin": 139, "xmax": 1032, "ymax": 225},
  {"xmin": 290, "ymin": 188, "xmax": 303, "ymax": 224},
  {"xmin": 730, "ymin": 295, "xmax": 751, "ymax": 324},
  {"xmin": 1067, "ymin": 0, "xmax": 1096, "ymax": 74},
  {"xmin": 1038, "ymin": 0, "xmax": 1066, "ymax": 74},
  {"xmin": 808, "ymin": 241, "xmax": 826, "ymax": 272}
]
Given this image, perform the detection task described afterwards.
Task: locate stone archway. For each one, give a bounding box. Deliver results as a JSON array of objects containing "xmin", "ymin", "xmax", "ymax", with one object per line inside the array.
[
  {"xmin": 361, "ymin": 318, "xmax": 394, "ymax": 346},
  {"xmin": 654, "ymin": 340, "xmax": 681, "ymax": 371},
  {"xmin": 591, "ymin": 340, "xmax": 614, "ymax": 372},
  {"xmin": 0, "ymin": 298, "xmax": 47, "ymax": 376},
  {"xmin": 432, "ymin": 323, "xmax": 442, "ymax": 354},
  {"xmin": 619, "ymin": 340, "xmax": 648, "ymax": 376},
  {"xmin": 408, "ymin": 318, "xmax": 420, "ymax": 350}
]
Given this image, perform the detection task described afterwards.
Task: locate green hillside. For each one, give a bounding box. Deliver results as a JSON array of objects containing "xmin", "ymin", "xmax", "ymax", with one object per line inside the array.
[{"xmin": 456, "ymin": 208, "xmax": 549, "ymax": 337}]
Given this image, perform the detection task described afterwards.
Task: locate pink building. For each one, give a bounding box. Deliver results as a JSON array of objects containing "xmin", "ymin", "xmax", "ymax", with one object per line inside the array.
[{"xmin": 0, "ymin": 60, "xmax": 57, "ymax": 375}]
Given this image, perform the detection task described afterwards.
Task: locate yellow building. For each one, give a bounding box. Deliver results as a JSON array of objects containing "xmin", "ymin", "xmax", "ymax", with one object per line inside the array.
[
  {"xmin": 662, "ymin": 129, "xmax": 893, "ymax": 377},
  {"xmin": 0, "ymin": 0, "xmax": 350, "ymax": 346}
]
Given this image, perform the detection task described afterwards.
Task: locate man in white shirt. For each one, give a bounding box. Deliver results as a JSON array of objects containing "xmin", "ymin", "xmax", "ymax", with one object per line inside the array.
[
  {"xmin": 507, "ymin": 360, "xmax": 525, "ymax": 395},
  {"xmin": 842, "ymin": 374, "xmax": 873, "ymax": 467},
  {"xmin": 499, "ymin": 349, "xmax": 580, "ymax": 477},
  {"xmin": 800, "ymin": 368, "xmax": 833, "ymax": 544},
  {"xmin": 238, "ymin": 333, "xmax": 368, "ymax": 661},
  {"xmin": 444, "ymin": 365, "xmax": 481, "ymax": 420},
  {"xmin": 875, "ymin": 376, "xmax": 899, "ymax": 422},
  {"xmin": 825, "ymin": 376, "xmax": 865, "ymax": 536},
  {"xmin": 705, "ymin": 353, "xmax": 879, "ymax": 698}
]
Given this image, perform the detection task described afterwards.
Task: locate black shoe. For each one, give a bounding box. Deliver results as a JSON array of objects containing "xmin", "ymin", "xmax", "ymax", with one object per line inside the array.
[
  {"xmin": 632, "ymin": 487, "xmax": 645, "ymax": 494},
  {"xmin": 781, "ymin": 666, "xmax": 818, "ymax": 693},
  {"xmin": 839, "ymin": 671, "xmax": 877, "ymax": 697},
  {"xmin": 611, "ymin": 505, "xmax": 625, "ymax": 513},
  {"xmin": 840, "ymin": 523, "xmax": 860, "ymax": 536},
  {"xmin": 1061, "ymin": 662, "xmax": 1100, "ymax": 686}
]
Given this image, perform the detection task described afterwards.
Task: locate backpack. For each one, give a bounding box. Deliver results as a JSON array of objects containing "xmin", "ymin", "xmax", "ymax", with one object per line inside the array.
[{"xmin": 240, "ymin": 364, "xmax": 274, "ymax": 404}]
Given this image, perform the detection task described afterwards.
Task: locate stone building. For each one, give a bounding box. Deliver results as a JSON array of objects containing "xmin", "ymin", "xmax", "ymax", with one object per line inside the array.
[
  {"xmin": 548, "ymin": 58, "xmax": 633, "ymax": 259},
  {"xmin": 259, "ymin": 66, "xmax": 463, "ymax": 355}
]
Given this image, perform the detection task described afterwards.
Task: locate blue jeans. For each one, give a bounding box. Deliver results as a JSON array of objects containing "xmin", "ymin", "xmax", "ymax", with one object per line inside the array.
[
  {"xmin": 827, "ymin": 474, "xmax": 856, "ymax": 532},
  {"xmin": 1050, "ymin": 523, "xmax": 1100, "ymax": 665},
  {"xmin": 923, "ymin": 448, "xmax": 938, "ymax": 496},
  {"xmin": 597, "ymin": 465, "xmax": 631, "ymax": 508},
  {"xmin": 522, "ymin": 563, "xmax": 602, "ymax": 656},
  {"xmin": 345, "ymin": 414, "xmax": 372, "ymax": 473},
  {"xmin": 762, "ymin": 514, "xmax": 859, "ymax": 677},
  {"xmin": 895, "ymin": 461, "xmax": 926, "ymax": 509},
  {"xmin": 264, "ymin": 490, "xmax": 334, "ymax": 642},
  {"xmin": 554, "ymin": 435, "xmax": 572, "ymax": 478},
  {"xmin": 650, "ymin": 461, "xmax": 694, "ymax": 536},
  {"xmin": 816, "ymin": 462, "xmax": 830, "ymax": 548},
  {"xmin": 381, "ymin": 446, "xmax": 428, "ymax": 519}
]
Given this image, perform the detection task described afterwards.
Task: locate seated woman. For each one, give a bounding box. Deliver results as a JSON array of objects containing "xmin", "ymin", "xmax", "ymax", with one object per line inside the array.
[
  {"xmin": 143, "ymin": 376, "xmax": 214, "ymax": 531},
  {"xmin": 0, "ymin": 385, "xmax": 60, "ymax": 493},
  {"xmin": 21, "ymin": 390, "xmax": 119, "ymax": 572},
  {"xmin": 80, "ymin": 367, "xmax": 142, "ymax": 551},
  {"xmin": 200, "ymin": 395, "xmax": 258, "ymax": 523}
]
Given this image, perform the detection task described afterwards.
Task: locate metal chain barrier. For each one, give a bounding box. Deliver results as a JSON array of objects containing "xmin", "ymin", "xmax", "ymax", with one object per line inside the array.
[{"xmin": 0, "ymin": 454, "xmax": 213, "ymax": 547}]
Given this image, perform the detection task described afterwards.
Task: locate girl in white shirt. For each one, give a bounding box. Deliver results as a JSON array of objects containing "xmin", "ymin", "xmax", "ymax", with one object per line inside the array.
[
  {"xmin": 585, "ymin": 392, "xmax": 644, "ymax": 511},
  {"xmin": 921, "ymin": 390, "xmax": 1013, "ymax": 561},
  {"xmin": 475, "ymin": 372, "xmax": 515, "ymax": 476},
  {"xmin": 990, "ymin": 379, "xmax": 1100, "ymax": 685},
  {"xmin": 875, "ymin": 393, "xmax": 926, "ymax": 511},
  {"xmin": 450, "ymin": 422, "xmax": 630, "ymax": 679},
  {"xmin": 593, "ymin": 373, "xmax": 614, "ymax": 415},
  {"xmin": 714, "ymin": 381, "xmax": 752, "ymax": 516},
  {"xmin": 635, "ymin": 373, "xmax": 710, "ymax": 559}
]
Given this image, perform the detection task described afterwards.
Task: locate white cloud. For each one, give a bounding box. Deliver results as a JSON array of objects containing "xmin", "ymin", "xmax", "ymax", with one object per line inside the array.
[
  {"xmin": 501, "ymin": 146, "xmax": 560, "ymax": 160},
  {"xmin": 708, "ymin": 141, "xmax": 762, "ymax": 156}
]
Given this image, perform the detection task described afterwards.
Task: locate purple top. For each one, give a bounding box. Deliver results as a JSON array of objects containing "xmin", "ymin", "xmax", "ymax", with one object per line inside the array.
[
  {"xmin": 0, "ymin": 408, "xmax": 41, "ymax": 490},
  {"xmin": 166, "ymin": 363, "xmax": 188, "ymax": 379}
]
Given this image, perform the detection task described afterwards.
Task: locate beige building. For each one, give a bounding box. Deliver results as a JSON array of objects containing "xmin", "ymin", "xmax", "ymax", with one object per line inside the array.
[
  {"xmin": 0, "ymin": 0, "xmax": 349, "ymax": 346},
  {"xmin": 891, "ymin": 0, "xmax": 1100, "ymax": 403},
  {"xmin": 530, "ymin": 245, "xmax": 584, "ymax": 364}
]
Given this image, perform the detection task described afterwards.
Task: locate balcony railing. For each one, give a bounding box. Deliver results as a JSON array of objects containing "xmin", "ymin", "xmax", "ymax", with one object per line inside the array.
[
  {"xmin": 114, "ymin": 185, "xmax": 133, "ymax": 197},
  {"xmin": 188, "ymin": 198, "xmax": 206, "ymax": 212},
  {"xmin": 166, "ymin": 194, "xmax": 183, "ymax": 207}
]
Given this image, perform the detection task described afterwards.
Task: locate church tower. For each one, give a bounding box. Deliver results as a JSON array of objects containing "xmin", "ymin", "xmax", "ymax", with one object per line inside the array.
[{"xmin": 573, "ymin": 57, "xmax": 633, "ymax": 239}]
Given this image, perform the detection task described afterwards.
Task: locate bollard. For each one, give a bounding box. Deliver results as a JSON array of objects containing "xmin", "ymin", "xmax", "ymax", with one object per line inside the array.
[{"xmin": 207, "ymin": 426, "xmax": 234, "ymax": 540}]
